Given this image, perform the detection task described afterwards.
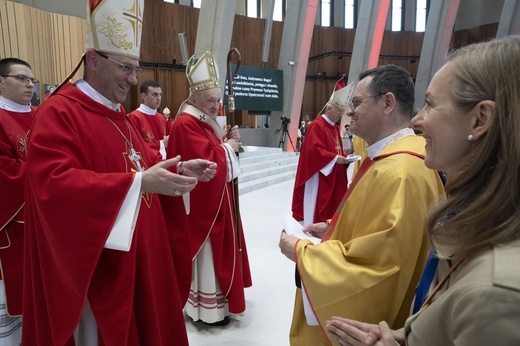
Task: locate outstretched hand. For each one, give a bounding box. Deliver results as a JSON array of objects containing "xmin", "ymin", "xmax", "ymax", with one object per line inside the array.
[
  {"xmin": 141, "ymin": 156, "xmax": 198, "ymax": 196},
  {"xmin": 181, "ymin": 158, "xmax": 217, "ymax": 182}
]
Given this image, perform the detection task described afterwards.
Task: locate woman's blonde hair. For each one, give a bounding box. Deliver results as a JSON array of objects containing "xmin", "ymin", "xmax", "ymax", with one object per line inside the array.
[{"xmin": 428, "ymin": 35, "xmax": 520, "ymax": 259}]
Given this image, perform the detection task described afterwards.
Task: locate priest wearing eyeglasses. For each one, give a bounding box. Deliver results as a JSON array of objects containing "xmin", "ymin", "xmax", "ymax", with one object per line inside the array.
[
  {"xmin": 280, "ymin": 65, "xmax": 445, "ymax": 345},
  {"xmin": 21, "ymin": 1, "xmax": 216, "ymax": 345},
  {"xmin": 0, "ymin": 57, "xmax": 39, "ymax": 345}
]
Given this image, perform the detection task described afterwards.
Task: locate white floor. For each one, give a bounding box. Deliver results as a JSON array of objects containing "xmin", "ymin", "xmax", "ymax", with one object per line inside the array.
[{"xmin": 184, "ymin": 178, "xmax": 297, "ymax": 346}]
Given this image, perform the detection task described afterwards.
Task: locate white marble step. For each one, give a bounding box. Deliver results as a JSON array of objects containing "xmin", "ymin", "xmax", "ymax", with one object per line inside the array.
[
  {"xmin": 239, "ymin": 146, "xmax": 283, "ymax": 157},
  {"xmin": 239, "ymin": 152, "xmax": 298, "ymax": 165},
  {"xmin": 238, "ymin": 170, "xmax": 296, "ymax": 195},
  {"xmin": 237, "ymin": 146, "xmax": 299, "ymax": 195},
  {"xmin": 239, "ymin": 161, "xmax": 298, "ymax": 183},
  {"xmin": 240, "ymin": 155, "xmax": 298, "ymax": 174}
]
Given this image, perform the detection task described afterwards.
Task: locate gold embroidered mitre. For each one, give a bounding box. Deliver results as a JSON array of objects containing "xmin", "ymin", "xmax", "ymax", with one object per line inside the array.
[
  {"xmin": 186, "ymin": 51, "xmax": 221, "ymax": 95},
  {"xmin": 86, "ymin": 0, "xmax": 144, "ymax": 60},
  {"xmin": 328, "ymin": 79, "xmax": 354, "ymax": 110}
]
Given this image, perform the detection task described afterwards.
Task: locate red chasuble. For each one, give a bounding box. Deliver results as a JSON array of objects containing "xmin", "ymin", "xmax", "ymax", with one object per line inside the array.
[
  {"xmin": 0, "ymin": 106, "xmax": 36, "ymax": 315},
  {"xmin": 165, "ymin": 112, "xmax": 252, "ymax": 313},
  {"xmin": 128, "ymin": 109, "xmax": 169, "ymax": 154},
  {"xmin": 22, "ymin": 84, "xmax": 188, "ymax": 345},
  {"xmin": 291, "ymin": 115, "xmax": 348, "ymax": 223}
]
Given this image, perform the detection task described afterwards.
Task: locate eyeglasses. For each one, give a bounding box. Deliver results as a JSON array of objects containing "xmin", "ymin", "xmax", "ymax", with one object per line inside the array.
[
  {"xmin": 1, "ymin": 74, "xmax": 39, "ymax": 84},
  {"xmin": 95, "ymin": 51, "xmax": 143, "ymax": 77},
  {"xmin": 349, "ymin": 93, "xmax": 385, "ymax": 111}
]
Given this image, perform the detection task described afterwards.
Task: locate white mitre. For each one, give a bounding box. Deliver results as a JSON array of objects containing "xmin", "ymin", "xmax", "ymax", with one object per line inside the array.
[
  {"xmin": 329, "ymin": 79, "xmax": 354, "ymax": 110},
  {"xmin": 86, "ymin": 0, "xmax": 144, "ymax": 59},
  {"xmin": 186, "ymin": 51, "xmax": 221, "ymax": 95}
]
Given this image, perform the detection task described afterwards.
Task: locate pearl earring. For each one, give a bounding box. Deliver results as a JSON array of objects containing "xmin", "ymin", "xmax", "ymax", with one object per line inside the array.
[{"xmin": 467, "ymin": 134, "xmax": 474, "ymax": 141}]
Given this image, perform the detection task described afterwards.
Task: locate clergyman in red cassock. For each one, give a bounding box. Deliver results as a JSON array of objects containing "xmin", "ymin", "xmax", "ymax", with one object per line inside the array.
[
  {"xmin": 166, "ymin": 51, "xmax": 252, "ymax": 326},
  {"xmin": 22, "ymin": 1, "xmax": 216, "ymax": 344},
  {"xmin": 291, "ymin": 79, "xmax": 355, "ymax": 225},
  {"xmin": 0, "ymin": 57, "xmax": 39, "ymax": 344},
  {"xmin": 128, "ymin": 79, "xmax": 170, "ymax": 159}
]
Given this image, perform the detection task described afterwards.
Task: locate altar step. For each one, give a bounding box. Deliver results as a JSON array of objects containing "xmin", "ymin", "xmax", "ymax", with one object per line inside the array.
[{"xmin": 238, "ymin": 146, "xmax": 298, "ymax": 195}]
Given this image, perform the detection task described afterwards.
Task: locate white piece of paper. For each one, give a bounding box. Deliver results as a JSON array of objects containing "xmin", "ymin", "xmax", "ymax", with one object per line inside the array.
[
  {"xmin": 281, "ymin": 214, "xmax": 321, "ymax": 244},
  {"xmin": 281, "ymin": 214, "xmax": 320, "ymax": 325},
  {"xmin": 346, "ymin": 154, "xmax": 362, "ymax": 163}
]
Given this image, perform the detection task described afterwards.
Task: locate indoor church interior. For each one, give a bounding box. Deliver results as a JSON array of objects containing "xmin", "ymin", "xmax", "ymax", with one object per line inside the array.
[{"xmin": 1, "ymin": 0, "xmax": 518, "ymax": 345}]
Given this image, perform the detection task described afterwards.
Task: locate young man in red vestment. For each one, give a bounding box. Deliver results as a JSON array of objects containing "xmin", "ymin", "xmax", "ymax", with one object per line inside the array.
[
  {"xmin": 166, "ymin": 51, "xmax": 252, "ymax": 326},
  {"xmin": 128, "ymin": 80, "xmax": 170, "ymax": 159},
  {"xmin": 0, "ymin": 57, "xmax": 39, "ymax": 345},
  {"xmin": 291, "ymin": 79, "xmax": 355, "ymax": 226},
  {"xmin": 22, "ymin": 1, "xmax": 216, "ymax": 345}
]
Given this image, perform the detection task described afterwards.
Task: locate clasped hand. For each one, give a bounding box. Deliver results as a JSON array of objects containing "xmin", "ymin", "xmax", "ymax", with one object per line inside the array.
[
  {"xmin": 226, "ymin": 125, "xmax": 241, "ymax": 152},
  {"xmin": 325, "ymin": 317, "xmax": 404, "ymax": 346},
  {"xmin": 141, "ymin": 155, "xmax": 217, "ymax": 196}
]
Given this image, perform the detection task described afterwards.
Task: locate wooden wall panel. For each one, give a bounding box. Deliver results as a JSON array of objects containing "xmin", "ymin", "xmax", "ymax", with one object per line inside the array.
[
  {"xmin": 0, "ymin": 1, "xmax": 5, "ymax": 57},
  {"xmin": 14, "ymin": 3, "xmax": 28, "ymax": 60},
  {"xmin": 5, "ymin": 2, "xmax": 18, "ymax": 57},
  {"xmin": 170, "ymin": 70, "xmax": 189, "ymax": 112},
  {"xmin": 0, "ymin": 1, "xmax": 498, "ymax": 117},
  {"xmin": 0, "ymin": 2, "xmax": 85, "ymax": 99},
  {"xmin": 141, "ymin": 2, "xmax": 200, "ymax": 64},
  {"xmin": 451, "ymin": 23, "xmax": 498, "ymax": 49}
]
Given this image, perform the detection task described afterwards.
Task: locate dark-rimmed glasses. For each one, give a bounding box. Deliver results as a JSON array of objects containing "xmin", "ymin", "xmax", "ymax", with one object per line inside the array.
[
  {"xmin": 1, "ymin": 74, "xmax": 39, "ymax": 84},
  {"xmin": 95, "ymin": 51, "xmax": 143, "ymax": 77},
  {"xmin": 349, "ymin": 93, "xmax": 385, "ymax": 111}
]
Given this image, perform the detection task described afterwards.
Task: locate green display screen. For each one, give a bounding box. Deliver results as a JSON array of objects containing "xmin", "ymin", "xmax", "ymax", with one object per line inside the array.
[{"xmin": 224, "ymin": 64, "xmax": 283, "ymax": 112}]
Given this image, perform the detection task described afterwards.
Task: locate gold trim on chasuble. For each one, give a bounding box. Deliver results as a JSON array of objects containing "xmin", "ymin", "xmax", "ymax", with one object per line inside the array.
[
  {"xmin": 17, "ymin": 135, "xmax": 28, "ymax": 158},
  {"xmin": 145, "ymin": 131, "xmax": 155, "ymax": 143},
  {"xmin": 326, "ymin": 125, "xmax": 342, "ymax": 155}
]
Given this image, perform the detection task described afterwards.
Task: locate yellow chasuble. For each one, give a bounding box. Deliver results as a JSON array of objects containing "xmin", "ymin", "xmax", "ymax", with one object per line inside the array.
[
  {"xmin": 351, "ymin": 136, "xmax": 368, "ymax": 175},
  {"xmin": 291, "ymin": 136, "xmax": 444, "ymax": 345}
]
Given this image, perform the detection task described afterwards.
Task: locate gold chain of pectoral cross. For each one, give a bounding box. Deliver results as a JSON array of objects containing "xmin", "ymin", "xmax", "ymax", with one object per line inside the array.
[
  {"xmin": 326, "ymin": 126, "xmax": 342, "ymax": 155},
  {"xmin": 105, "ymin": 116, "xmax": 144, "ymax": 172}
]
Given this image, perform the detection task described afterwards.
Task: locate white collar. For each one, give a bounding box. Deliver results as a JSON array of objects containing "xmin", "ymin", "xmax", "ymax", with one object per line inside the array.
[
  {"xmin": 181, "ymin": 104, "xmax": 226, "ymax": 141},
  {"xmin": 137, "ymin": 104, "xmax": 157, "ymax": 115},
  {"xmin": 366, "ymin": 128, "xmax": 416, "ymax": 159},
  {"xmin": 75, "ymin": 79, "xmax": 121, "ymax": 111},
  {"xmin": 0, "ymin": 95, "xmax": 31, "ymax": 112},
  {"xmin": 320, "ymin": 113, "xmax": 335, "ymax": 125}
]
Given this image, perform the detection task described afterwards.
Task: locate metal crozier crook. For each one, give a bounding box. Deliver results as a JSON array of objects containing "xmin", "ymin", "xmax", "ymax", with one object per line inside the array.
[{"xmin": 226, "ymin": 47, "xmax": 241, "ymax": 113}]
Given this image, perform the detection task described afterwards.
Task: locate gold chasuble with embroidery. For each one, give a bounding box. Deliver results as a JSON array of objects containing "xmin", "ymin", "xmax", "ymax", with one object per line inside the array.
[{"xmin": 290, "ymin": 136, "xmax": 444, "ymax": 345}]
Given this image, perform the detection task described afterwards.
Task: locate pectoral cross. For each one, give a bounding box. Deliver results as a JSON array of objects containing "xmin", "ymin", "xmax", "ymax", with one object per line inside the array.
[
  {"xmin": 335, "ymin": 138, "xmax": 342, "ymax": 155},
  {"xmin": 129, "ymin": 147, "xmax": 143, "ymax": 172}
]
